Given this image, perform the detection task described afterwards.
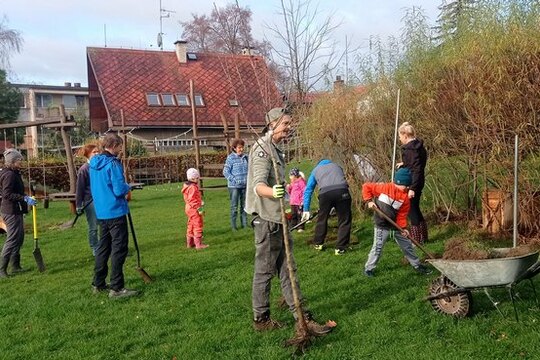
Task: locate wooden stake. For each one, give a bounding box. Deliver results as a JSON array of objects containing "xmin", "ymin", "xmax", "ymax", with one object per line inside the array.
[{"xmin": 59, "ymin": 105, "xmax": 76, "ymax": 194}]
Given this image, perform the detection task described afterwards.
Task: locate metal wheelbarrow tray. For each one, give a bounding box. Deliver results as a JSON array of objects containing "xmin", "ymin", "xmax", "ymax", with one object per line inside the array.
[{"xmin": 425, "ymin": 249, "xmax": 539, "ymax": 319}]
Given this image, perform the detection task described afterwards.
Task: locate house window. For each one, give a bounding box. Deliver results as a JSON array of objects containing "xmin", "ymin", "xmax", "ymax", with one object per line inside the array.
[
  {"xmin": 146, "ymin": 93, "xmax": 161, "ymax": 106},
  {"xmin": 36, "ymin": 94, "xmax": 53, "ymax": 108},
  {"xmin": 228, "ymin": 99, "xmax": 239, "ymax": 107},
  {"xmin": 18, "ymin": 93, "xmax": 26, "ymax": 108},
  {"xmin": 176, "ymin": 94, "xmax": 190, "ymax": 106},
  {"xmin": 194, "ymin": 94, "xmax": 205, "ymax": 106},
  {"xmin": 76, "ymin": 95, "xmax": 85, "ymax": 107},
  {"xmin": 63, "ymin": 95, "xmax": 77, "ymax": 109},
  {"xmin": 161, "ymin": 94, "xmax": 176, "ymax": 106}
]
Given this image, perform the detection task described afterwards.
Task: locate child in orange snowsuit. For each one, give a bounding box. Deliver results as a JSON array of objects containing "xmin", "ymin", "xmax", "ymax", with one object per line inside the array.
[{"xmin": 181, "ymin": 168, "xmax": 208, "ymax": 249}]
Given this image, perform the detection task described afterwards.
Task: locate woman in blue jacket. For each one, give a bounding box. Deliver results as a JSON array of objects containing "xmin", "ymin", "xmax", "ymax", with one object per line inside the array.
[{"xmin": 223, "ymin": 139, "xmax": 248, "ymax": 230}]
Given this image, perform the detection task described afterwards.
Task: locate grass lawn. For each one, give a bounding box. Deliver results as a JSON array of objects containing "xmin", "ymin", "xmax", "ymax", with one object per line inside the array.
[{"xmin": 0, "ymin": 180, "xmax": 539, "ymax": 359}]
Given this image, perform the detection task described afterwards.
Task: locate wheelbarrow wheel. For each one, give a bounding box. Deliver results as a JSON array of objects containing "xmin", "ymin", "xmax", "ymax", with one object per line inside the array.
[{"xmin": 429, "ymin": 276, "xmax": 472, "ymax": 318}]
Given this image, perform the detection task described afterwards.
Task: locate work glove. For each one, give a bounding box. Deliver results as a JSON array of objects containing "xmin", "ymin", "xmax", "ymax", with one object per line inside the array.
[
  {"xmin": 301, "ymin": 211, "xmax": 310, "ymax": 222},
  {"xmin": 76, "ymin": 207, "xmax": 84, "ymax": 216},
  {"xmin": 24, "ymin": 196, "xmax": 37, "ymax": 206},
  {"xmin": 272, "ymin": 184, "xmax": 285, "ymax": 199},
  {"xmin": 197, "ymin": 207, "xmax": 204, "ymax": 215}
]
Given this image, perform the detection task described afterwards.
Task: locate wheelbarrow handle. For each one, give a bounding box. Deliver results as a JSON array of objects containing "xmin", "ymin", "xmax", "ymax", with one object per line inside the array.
[{"xmin": 371, "ymin": 206, "xmax": 434, "ymax": 259}]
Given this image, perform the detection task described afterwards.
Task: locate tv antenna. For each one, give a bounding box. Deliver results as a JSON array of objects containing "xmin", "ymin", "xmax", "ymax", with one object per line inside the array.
[{"xmin": 158, "ymin": 0, "xmax": 175, "ymax": 50}]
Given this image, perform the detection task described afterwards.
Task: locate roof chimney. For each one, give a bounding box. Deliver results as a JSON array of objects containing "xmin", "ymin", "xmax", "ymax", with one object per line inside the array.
[
  {"xmin": 174, "ymin": 40, "xmax": 188, "ymax": 64},
  {"xmin": 64, "ymin": 82, "xmax": 72, "ymax": 87},
  {"xmin": 74, "ymin": 82, "xmax": 81, "ymax": 87},
  {"xmin": 241, "ymin": 46, "xmax": 256, "ymax": 56},
  {"xmin": 333, "ymin": 76, "xmax": 345, "ymax": 93}
]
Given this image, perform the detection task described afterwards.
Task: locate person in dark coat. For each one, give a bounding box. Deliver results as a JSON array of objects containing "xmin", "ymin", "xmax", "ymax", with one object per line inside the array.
[
  {"xmin": 0, "ymin": 149, "xmax": 37, "ymax": 278},
  {"xmin": 397, "ymin": 122, "xmax": 428, "ymax": 244}
]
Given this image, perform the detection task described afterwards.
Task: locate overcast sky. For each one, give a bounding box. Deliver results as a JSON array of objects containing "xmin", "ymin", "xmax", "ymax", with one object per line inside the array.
[{"xmin": 2, "ymin": 0, "xmax": 441, "ymax": 86}]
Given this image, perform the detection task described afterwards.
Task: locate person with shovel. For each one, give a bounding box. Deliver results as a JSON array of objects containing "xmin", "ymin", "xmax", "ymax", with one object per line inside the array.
[
  {"xmin": 301, "ymin": 159, "xmax": 352, "ymax": 255},
  {"xmin": 362, "ymin": 167, "xmax": 430, "ymax": 277},
  {"xmin": 245, "ymin": 107, "xmax": 333, "ymax": 335},
  {"xmin": 75, "ymin": 142, "xmax": 100, "ymax": 256},
  {"xmin": 0, "ymin": 149, "xmax": 37, "ymax": 278},
  {"xmin": 89, "ymin": 133, "xmax": 138, "ymax": 299}
]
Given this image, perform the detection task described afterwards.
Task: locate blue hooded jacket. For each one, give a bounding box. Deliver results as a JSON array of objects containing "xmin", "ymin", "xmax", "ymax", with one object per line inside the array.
[
  {"xmin": 303, "ymin": 159, "xmax": 348, "ymax": 211},
  {"xmin": 89, "ymin": 152, "xmax": 130, "ymax": 220}
]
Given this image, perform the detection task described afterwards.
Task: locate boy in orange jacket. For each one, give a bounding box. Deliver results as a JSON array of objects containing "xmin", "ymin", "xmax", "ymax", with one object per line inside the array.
[
  {"xmin": 181, "ymin": 168, "xmax": 208, "ymax": 249},
  {"xmin": 362, "ymin": 167, "xmax": 429, "ymax": 277}
]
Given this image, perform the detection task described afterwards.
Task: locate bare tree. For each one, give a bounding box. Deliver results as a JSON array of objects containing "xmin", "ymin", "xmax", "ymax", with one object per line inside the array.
[
  {"xmin": 180, "ymin": 2, "xmax": 267, "ymax": 54},
  {"xmin": 0, "ymin": 16, "xmax": 23, "ymax": 70},
  {"xmin": 266, "ymin": 0, "xmax": 342, "ymax": 102},
  {"xmin": 180, "ymin": 14, "xmax": 212, "ymax": 52}
]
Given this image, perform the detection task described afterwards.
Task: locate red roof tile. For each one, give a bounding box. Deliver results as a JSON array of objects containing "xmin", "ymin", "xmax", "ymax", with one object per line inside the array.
[{"xmin": 86, "ymin": 47, "xmax": 281, "ymax": 130}]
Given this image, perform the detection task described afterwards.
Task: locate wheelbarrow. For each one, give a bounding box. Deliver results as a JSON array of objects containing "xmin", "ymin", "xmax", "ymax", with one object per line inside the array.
[{"xmin": 425, "ymin": 248, "xmax": 540, "ymax": 320}]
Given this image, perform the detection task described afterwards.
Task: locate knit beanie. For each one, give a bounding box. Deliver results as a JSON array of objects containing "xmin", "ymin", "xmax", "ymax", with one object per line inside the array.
[
  {"xmin": 289, "ymin": 168, "xmax": 300, "ymax": 177},
  {"xmin": 3, "ymin": 148, "xmax": 23, "ymax": 165},
  {"xmin": 186, "ymin": 168, "xmax": 200, "ymax": 181},
  {"xmin": 394, "ymin": 167, "xmax": 412, "ymax": 186}
]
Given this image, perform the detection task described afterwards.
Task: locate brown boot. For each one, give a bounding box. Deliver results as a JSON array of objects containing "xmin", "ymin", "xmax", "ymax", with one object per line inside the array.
[
  {"xmin": 186, "ymin": 236, "xmax": 195, "ymax": 248},
  {"xmin": 297, "ymin": 312, "xmax": 333, "ymax": 336},
  {"xmin": 409, "ymin": 225, "xmax": 423, "ymax": 245},
  {"xmin": 194, "ymin": 236, "xmax": 208, "ymax": 249},
  {"xmin": 253, "ymin": 314, "xmax": 284, "ymax": 331},
  {"xmin": 419, "ymin": 221, "xmax": 429, "ymax": 243}
]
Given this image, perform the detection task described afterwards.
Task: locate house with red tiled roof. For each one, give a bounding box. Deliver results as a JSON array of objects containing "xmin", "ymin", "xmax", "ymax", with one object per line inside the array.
[{"xmin": 86, "ymin": 42, "xmax": 281, "ymax": 149}]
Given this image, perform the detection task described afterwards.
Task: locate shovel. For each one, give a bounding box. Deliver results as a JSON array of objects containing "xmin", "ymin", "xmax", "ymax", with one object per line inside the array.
[
  {"xmin": 371, "ymin": 206, "xmax": 435, "ymax": 259},
  {"xmin": 32, "ymin": 201, "xmax": 46, "ymax": 272},
  {"xmin": 289, "ymin": 211, "xmax": 318, "ymax": 231},
  {"xmin": 127, "ymin": 212, "xmax": 153, "ymax": 284},
  {"xmin": 59, "ymin": 199, "xmax": 93, "ymax": 230}
]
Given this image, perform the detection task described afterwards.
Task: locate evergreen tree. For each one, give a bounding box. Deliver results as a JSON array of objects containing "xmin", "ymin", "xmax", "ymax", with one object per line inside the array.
[
  {"xmin": 434, "ymin": 0, "xmax": 478, "ymax": 41},
  {"xmin": 0, "ymin": 69, "xmax": 20, "ymax": 124}
]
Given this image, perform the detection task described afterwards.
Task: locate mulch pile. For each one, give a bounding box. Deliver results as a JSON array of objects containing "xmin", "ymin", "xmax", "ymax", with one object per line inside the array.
[{"xmin": 442, "ymin": 236, "xmax": 540, "ymax": 260}]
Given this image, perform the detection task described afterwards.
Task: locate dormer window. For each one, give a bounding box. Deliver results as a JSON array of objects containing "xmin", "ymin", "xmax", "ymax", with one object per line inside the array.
[
  {"xmin": 194, "ymin": 94, "xmax": 205, "ymax": 107},
  {"xmin": 162, "ymin": 94, "xmax": 175, "ymax": 106},
  {"xmin": 146, "ymin": 93, "xmax": 161, "ymax": 106},
  {"xmin": 176, "ymin": 94, "xmax": 190, "ymax": 107},
  {"xmin": 228, "ymin": 99, "xmax": 239, "ymax": 107}
]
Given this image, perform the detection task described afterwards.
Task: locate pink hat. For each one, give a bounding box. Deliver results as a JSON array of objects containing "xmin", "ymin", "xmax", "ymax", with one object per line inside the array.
[{"xmin": 186, "ymin": 168, "xmax": 200, "ymax": 180}]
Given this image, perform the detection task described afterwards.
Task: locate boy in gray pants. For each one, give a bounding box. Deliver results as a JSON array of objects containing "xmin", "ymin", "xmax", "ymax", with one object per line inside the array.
[{"xmin": 362, "ymin": 167, "xmax": 430, "ymax": 277}]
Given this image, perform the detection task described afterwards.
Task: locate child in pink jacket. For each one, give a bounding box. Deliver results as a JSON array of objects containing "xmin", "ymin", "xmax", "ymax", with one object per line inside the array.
[
  {"xmin": 181, "ymin": 168, "xmax": 208, "ymax": 249},
  {"xmin": 287, "ymin": 168, "xmax": 307, "ymax": 231}
]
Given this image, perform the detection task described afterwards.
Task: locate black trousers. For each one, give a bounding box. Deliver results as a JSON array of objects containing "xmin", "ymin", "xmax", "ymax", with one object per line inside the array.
[
  {"xmin": 408, "ymin": 190, "xmax": 425, "ymax": 226},
  {"xmin": 313, "ymin": 188, "xmax": 352, "ymax": 250},
  {"xmin": 93, "ymin": 215, "xmax": 129, "ymax": 291},
  {"xmin": 290, "ymin": 204, "xmax": 304, "ymax": 230}
]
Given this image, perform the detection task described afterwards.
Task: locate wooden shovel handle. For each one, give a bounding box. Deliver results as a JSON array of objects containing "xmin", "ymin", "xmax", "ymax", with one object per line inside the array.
[{"xmin": 371, "ymin": 206, "xmax": 434, "ymax": 259}]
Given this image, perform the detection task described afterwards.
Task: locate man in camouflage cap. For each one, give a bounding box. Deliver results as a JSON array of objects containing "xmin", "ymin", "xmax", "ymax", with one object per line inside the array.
[{"xmin": 245, "ymin": 107, "xmax": 333, "ymax": 335}]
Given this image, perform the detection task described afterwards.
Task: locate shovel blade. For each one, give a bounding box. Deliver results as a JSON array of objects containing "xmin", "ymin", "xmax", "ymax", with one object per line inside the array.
[
  {"xmin": 59, "ymin": 219, "xmax": 75, "ymax": 230},
  {"xmin": 33, "ymin": 247, "xmax": 46, "ymax": 272},
  {"xmin": 137, "ymin": 267, "xmax": 153, "ymax": 284}
]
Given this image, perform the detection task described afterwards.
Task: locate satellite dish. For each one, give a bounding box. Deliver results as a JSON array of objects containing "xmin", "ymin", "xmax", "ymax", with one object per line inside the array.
[{"xmin": 157, "ymin": 33, "xmax": 163, "ymax": 48}]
